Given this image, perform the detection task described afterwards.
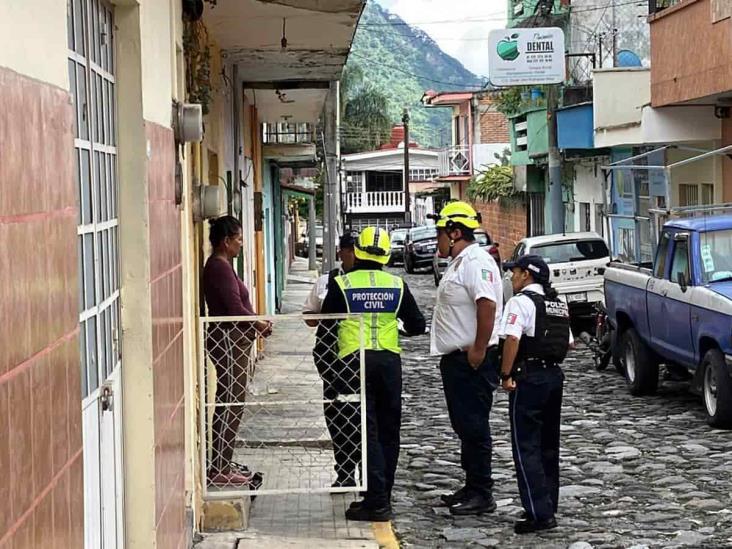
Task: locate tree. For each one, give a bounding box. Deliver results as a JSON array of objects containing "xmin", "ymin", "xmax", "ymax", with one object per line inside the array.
[
  {"xmin": 467, "ymin": 149, "xmax": 523, "ymax": 206},
  {"xmin": 340, "ymin": 63, "xmax": 393, "ymax": 153}
]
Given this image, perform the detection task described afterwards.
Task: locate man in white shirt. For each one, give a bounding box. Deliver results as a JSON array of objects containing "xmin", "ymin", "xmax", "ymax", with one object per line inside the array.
[
  {"xmin": 429, "ymin": 201, "xmax": 503, "ymax": 516},
  {"xmin": 304, "ymin": 233, "xmax": 358, "ymax": 487}
]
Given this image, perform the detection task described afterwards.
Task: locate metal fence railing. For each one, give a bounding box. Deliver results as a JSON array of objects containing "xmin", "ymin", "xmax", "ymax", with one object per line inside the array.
[{"xmin": 199, "ymin": 313, "xmax": 366, "ymax": 499}]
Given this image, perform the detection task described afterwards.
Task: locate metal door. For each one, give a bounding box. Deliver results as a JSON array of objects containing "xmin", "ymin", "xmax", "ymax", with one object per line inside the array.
[{"xmin": 67, "ymin": 0, "xmax": 123, "ymax": 546}]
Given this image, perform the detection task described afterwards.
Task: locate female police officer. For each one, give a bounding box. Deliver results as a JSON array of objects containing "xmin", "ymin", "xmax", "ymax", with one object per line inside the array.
[{"xmin": 498, "ymin": 254, "xmax": 571, "ymax": 534}]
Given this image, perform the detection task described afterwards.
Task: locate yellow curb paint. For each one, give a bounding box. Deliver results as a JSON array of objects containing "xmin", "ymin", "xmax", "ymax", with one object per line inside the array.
[{"xmin": 372, "ymin": 521, "xmax": 400, "ymax": 549}]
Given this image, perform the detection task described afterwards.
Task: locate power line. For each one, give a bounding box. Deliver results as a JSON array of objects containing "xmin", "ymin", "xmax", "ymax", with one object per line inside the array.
[
  {"xmin": 348, "ymin": 51, "xmax": 484, "ymax": 89},
  {"xmin": 358, "ymin": 0, "xmax": 645, "ymax": 26}
]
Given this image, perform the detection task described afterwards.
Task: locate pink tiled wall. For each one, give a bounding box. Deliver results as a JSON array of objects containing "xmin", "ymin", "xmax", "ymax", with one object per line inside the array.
[
  {"xmin": 0, "ymin": 67, "xmax": 84, "ymax": 546},
  {"xmin": 146, "ymin": 121, "xmax": 187, "ymax": 549}
]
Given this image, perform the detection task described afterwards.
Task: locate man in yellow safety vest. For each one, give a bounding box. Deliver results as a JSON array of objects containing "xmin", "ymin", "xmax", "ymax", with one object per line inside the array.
[{"xmin": 320, "ymin": 226, "xmax": 425, "ymax": 522}]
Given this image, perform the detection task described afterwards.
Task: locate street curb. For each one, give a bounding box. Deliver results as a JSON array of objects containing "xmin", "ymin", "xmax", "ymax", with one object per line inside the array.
[{"xmin": 372, "ymin": 521, "xmax": 399, "ymax": 549}]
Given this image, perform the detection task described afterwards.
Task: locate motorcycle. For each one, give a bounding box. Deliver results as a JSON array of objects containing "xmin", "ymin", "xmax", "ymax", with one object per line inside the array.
[{"xmin": 578, "ymin": 301, "xmax": 613, "ymax": 371}]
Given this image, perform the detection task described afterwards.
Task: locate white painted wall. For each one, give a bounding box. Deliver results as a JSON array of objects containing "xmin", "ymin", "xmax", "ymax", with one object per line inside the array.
[
  {"xmin": 0, "ymin": 0, "xmax": 68, "ymax": 89},
  {"xmin": 593, "ymin": 68, "xmax": 650, "ymax": 148},
  {"xmin": 641, "ymin": 106, "xmax": 721, "ymax": 143},
  {"xmin": 140, "ymin": 0, "xmax": 174, "ymax": 127},
  {"xmin": 473, "ymin": 143, "xmax": 510, "ymax": 172}
]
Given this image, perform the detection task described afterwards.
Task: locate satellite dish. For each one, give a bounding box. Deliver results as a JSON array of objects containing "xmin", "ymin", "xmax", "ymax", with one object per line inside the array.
[{"xmin": 617, "ymin": 50, "xmax": 642, "ymax": 67}]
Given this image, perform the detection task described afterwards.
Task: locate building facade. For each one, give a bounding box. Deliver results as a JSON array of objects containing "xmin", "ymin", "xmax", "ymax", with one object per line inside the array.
[
  {"xmin": 342, "ymin": 126, "xmax": 441, "ymax": 231},
  {"xmin": 0, "ymin": 0, "xmax": 363, "ymax": 547}
]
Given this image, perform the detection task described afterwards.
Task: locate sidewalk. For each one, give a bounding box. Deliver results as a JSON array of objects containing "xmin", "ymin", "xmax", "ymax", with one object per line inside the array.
[{"xmin": 195, "ymin": 258, "xmax": 398, "ymax": 549}]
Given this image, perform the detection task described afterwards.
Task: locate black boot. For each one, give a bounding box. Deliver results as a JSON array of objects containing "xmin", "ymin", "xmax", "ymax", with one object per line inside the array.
[
  {"xmin": 345, "ymin": 504, "xmax": 392, "ymax": 522},
  {"xmin": 440, "ymin": 486, "xmax": 470, "ymax": 506},
  {"xmin": 449, "ymin": 493, "xmax": 497, "ymax": 516},
  {"xmin": 514, "ymin": 517, "xmax": 557, "ymax": 534}
]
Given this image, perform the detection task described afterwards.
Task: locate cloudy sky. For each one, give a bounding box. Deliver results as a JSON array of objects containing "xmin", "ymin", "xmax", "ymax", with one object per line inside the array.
[{"xmin": 375, "ymin": 0, "xmax": 508, "ymax": 78}]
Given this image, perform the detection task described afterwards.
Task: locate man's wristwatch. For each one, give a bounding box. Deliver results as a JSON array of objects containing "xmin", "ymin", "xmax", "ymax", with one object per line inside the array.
[{"xmin": 500, "ymin": 372, "xmax": 513, "ymax": 381}]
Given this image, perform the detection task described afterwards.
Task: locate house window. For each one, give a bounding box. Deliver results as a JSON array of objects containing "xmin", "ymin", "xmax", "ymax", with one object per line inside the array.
[
  {"xmin": 409, "ymin": 168, "xmax": 438, "ymax": 181},
  {"xmin": 366, "ymin": 171, "xmax": 402, "ymax": 192},
  {"xmin": 579, "ymin": 202, "xmax": 591, "ymax": 232},
  {"xmin": 702, "ymin": 183, "xmax": 714, "ymax": 205},
  {"xmin": 679, "ymin": 183, "xmax": 715, "ymax": 207},
  {"xmin": 346, "ymin": 172, "xmax": 362, "ymax": 194}
]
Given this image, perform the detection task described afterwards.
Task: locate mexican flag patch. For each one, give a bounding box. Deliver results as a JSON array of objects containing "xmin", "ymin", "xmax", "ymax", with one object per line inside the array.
[{"xmin": 481, "ymin": 269, "xmax": 493, "ymax": 282}]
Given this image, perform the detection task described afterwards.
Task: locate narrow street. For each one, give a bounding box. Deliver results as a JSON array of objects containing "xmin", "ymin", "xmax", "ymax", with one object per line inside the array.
[{"xmin": 390, "ymin": 268, "xmax": 732, "ymax": 548}]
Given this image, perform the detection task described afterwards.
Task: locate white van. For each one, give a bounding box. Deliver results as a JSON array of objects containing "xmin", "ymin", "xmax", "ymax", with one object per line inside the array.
[{"xmin": 502, "ymin": 232, "xmax": 610, "ymax": 318}]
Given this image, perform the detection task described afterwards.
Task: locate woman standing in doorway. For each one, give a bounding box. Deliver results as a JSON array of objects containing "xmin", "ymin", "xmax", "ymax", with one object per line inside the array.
[{"xmin": 204, "ymin": 215, "xmax": 271, "ymax": 486}]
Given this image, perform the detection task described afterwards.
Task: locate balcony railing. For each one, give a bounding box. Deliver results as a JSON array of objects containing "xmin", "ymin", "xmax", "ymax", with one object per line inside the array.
[
  {"xmin": 438, "ymin": 145, "xmax": 472, "ymax": 177},
  {"xmin": 345, "ymin": 191, "xmax": 405, "ymax": 214}
]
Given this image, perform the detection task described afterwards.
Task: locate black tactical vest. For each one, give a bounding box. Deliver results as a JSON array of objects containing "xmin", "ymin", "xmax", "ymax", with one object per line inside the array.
[{"xmin": 515, "ymin": 290, "xmax": 571, "ymax": 364}]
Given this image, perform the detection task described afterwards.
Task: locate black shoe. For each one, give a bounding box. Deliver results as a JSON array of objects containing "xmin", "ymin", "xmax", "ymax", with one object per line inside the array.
[
  {"xmin": 348, "ymin": 499, "xmax": 365, "ymax": 510},
  {"xmin": 440, "ymin": 486, "xmax": 470, "ymax": 506},
  {"xmin": 514, "ymin": 517, "xmax": 557, "ymax": 534},
  {"xmin": 449, "ymin": 494, "xmax": 497, "ymax": 516},
  {"xmin": 345, "ymin": 504, "xmax": 392, "ymax": 522}
]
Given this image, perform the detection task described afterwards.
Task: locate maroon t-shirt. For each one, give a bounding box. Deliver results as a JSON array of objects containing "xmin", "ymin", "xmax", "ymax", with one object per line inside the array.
[{"xmin": 203, "ymin": 256, "xmax": 256, "ymax": 316}]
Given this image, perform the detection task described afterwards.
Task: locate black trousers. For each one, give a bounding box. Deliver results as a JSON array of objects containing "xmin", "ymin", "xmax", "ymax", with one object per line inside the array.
[
  {"xmin": 359, "ymin": 350, "xmax": 402, "ymax": 508},
  {"xmin": 508, "ymin": 365, "xmax": 564, "ymax": 522},
  {"xmin": 439, "ymin": 349, "xmax": 499, "ymax": 497},
  {"xmin": 318, "ymin": 357, "xmax": 361, "ymax": 480}
]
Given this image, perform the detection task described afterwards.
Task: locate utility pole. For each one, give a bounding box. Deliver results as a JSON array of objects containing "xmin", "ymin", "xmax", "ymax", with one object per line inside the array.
[
  {"xmin": 402, "ymin": 108, "xmax": 411, "ymax": 225},
  {"xmin": 322, "ymin": 80, "xmax": 339, "ymax": 272},
  {"xmin": 546, "ymin": 85, "xmax": 565, "ymax": 234},
  {"xmin": 308, "ymin": 196, "xmax": 316, "ymax": 271}
]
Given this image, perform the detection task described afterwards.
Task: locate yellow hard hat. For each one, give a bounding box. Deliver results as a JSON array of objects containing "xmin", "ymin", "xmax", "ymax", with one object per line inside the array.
[
  {"xmin": 433, "ymin": 201, "xmax": 482, "ymax": 230},
  {"xmin": 354, "ymin": 226, "xmax": 392, "ymax": 265}
]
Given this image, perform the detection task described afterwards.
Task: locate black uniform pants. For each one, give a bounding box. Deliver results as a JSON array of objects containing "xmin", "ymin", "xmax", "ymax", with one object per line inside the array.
[
  {"xmin": 361, "ymin": 350, "xmax": 402, "ymax": 509},
  {"xmin": 508, "ymin": 365, "xmax": 564, "ymax": 522},
  {"xmin": 321, "ymin": 360, "xmax": 361, "ymax": 480},
  {"xmin": 439, "ymin": 349, "xmax": 499, "ymax": 498}
]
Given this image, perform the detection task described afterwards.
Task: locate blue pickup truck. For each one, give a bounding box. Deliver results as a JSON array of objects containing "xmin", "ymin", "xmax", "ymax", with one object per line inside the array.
[{"xmin": 605, "ymin": 215, "xmax": 732, "ymax": 428}]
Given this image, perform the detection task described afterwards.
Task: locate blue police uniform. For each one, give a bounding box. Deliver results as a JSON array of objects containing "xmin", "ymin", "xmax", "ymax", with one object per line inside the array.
[{"xmin": 500, "ymin": 255, "xmax": 571, "ymax": 534}]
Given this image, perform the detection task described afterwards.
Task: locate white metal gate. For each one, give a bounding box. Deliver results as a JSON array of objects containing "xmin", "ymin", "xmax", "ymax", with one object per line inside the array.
[
  {"xmin": 199, "ymin": 314, "xmax": 366, "ymax": 498},
  {"xmin": 68, "ymin": 0, "xmax": 123, "ymax": 546}
]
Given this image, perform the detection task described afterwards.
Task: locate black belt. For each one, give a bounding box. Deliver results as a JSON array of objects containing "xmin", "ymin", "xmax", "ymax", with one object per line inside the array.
[{"xmin": 519, "ymin": 358, "xmax": 559, "ymax": 369}]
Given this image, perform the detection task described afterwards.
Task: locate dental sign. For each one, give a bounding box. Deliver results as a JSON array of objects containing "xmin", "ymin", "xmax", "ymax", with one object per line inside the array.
[{"xmin": 488, "ymin": 27, "xmax": 565, "ymax": 86}]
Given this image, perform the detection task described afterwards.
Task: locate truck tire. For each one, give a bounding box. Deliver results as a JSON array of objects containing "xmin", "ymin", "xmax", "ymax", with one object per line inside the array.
[
  {"xmin": 622, "ymin": 328, "xmax": 658, "ymax": 395},
  {"xmin": 702, "ymin": 349, "xmax": 732, "ymax": 429}
]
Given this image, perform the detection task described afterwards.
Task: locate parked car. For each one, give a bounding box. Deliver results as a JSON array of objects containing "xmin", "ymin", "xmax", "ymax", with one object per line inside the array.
[
  {"xmin": 389, "ymin": 228, "xmax": 409, "ymax": 266},
  {"xmin": 432, "ymin": 230, "xmax": 501, "ymax": 286},
  {"xmin": 403, "ymin": 226, "xmax": 438, "ymax": 273},
  {"xmin": 503, "ymin": 232, "xmax": 610, "ymax": 318},
  {"xmin": 314, "ymin": 226, "xmax": 324, "ymax": 256},
  {"xmin": 605, "ymin": 215, "xmax": 732, "ymax": 427}
]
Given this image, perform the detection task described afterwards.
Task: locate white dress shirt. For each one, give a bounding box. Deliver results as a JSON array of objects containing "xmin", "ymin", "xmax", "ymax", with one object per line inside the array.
[{"xmin": 430, "ymin": 243, "xmax": 503, "ymax": 355}]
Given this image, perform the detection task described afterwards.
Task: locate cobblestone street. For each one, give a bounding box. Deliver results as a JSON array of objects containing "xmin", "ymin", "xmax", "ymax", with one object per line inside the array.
[{"xmin": 390, "ymin": 268, "xmax": 732, "ymax": 549}]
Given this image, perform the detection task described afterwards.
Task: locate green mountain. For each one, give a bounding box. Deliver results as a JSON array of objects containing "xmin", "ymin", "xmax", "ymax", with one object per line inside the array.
[{"xmin": 346, "ymin": 1, "xmax": 485, "ymax": 149}]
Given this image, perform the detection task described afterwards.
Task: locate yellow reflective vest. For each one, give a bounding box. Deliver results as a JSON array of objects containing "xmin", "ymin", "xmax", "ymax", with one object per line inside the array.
[{"xmin": 334, "ymin": 270, "xmax": 404, "ymax": 358}]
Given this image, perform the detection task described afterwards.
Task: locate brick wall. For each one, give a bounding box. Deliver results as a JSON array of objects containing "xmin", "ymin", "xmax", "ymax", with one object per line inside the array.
[
  {"xmin": 473, "ymin": 199, "xmax": 527, "ymax": 253},
  {"xmin": 146, "ymin": 121, "xmax": 186, "ymax": 549},
  {"xmin": 478, "ymin": 98, "xmax": 510, "ymax": 144},
  {"xmin": 0, "ymin": 66, "xmax": 84, "ymax": 547}
]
